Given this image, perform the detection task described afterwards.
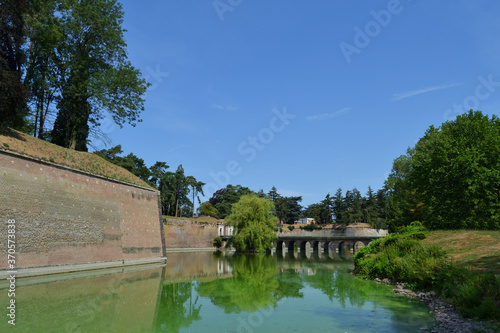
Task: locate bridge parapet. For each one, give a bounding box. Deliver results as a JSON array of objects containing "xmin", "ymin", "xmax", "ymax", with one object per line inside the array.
[
  {"xmin": 276, "ymin": 227, "xmax": 388, "ymax": 254},
  {"xmin": 278, "ymin": 227, "xmax": 388, "ymax": 238}
]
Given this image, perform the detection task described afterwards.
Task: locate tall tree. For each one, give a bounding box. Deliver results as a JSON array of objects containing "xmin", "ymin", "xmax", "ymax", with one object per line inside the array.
[
  {"xmin": 341, "ymin": 189, "xmax": 363, "ymax": 224},
  {"xmin": 267, "ymin": 186, "xmax": 279, "ymax": 202},
  {"xmin": 375, "ymin": 189, "xmax": 387, "ymax": 222},
  {"xmin": 187, "ymin": 176, "xmax": 205, "ymax": 218},
  {"xmin": 149, "ymin": 161, "xmax": 169, "ymax": 188},
  {"xmin": 362, "ymin": 186, "xmax": 378, "ymax": 224},
  {"xmin": 332, "ymin": 188, "xmax": 344, "ymax": 224},
  {"xmin": 410, "ymin": 110, "xmax": 500, "ymax": 230},
  {"xmin": 0, "ymin": 0, "xmax": 29, "ymax": 128},
  {"xmin": 303, "ymin": 203, "xmax": 322, "ymax": 222},
  {"xmin": 317, "ymin": 193, "xmax": 333, "ymax": 224},
  {"xmin": 384, "ymin": 148, "xmax": 422, "ymax": 231},
  {"xmin": 275, "ymin": 196, "xmax": 302, "ymax": 224},
  {"xmin": 23, "ymin": 0, "xmax": 63, "ymax": 139},
  {"xmin": 163, "ymin": 165, "xmax": 191, "ymax": 217},
  {"xmin": 209, "ymin": 184, "xmax": 253, "ymax": 219},
  {"xmin": 48, "ymin": 0, "xmax": 148, "ymax": 151}
]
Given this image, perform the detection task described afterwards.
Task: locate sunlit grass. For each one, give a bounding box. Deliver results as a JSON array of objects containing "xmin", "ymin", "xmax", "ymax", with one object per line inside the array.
[{"xmin": 424, "ymin": 230, "xmax": 500, "ymax": 274}]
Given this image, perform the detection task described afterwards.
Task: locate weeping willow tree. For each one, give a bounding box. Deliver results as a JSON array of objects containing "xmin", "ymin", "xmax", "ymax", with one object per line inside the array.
[{"xmin": 226, "ymin": 194, "xmax": 277, "ymax": 252}]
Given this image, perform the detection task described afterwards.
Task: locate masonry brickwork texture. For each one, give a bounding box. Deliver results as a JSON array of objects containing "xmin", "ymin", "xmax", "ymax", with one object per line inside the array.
[
  {"xmin": 0, "ymin": 151, "xmax": 165, "ymax": 270},
  {"xmin": 164, "ymin": 218, "xmax": 218, "ymax": 248}
]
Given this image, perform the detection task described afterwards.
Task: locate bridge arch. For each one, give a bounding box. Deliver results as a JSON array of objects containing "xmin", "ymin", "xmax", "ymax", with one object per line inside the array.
[
  {"xmin": 277, "ymin": 240, "xmax": 297, "ymax": 252},
  {"xmin": 353, "ymin": 240, "xmax": 368, "ymax": 253},
  {"xmin": 327, "ymin": 241, "xmax": 338, "ymax": 253},
  {"xmin": 338, "ymin": 241, "xmax": 353, "ymax": 254},
  {"xmin": 313, "ymin": 241, "xmax": 327, "ymax": 252},
  {"xmin": 275, "ymin": 232, "xmax": 386, "ymax": 255},
  {"xmin": 298, "ymin": 241, "xmax": 312, "ymax": 252}
]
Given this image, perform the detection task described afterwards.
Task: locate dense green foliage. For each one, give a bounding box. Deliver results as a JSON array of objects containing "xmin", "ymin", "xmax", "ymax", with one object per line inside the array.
[
  {"xmin": 354, "ymin": 225, "xmax": 500, "ymax": 320},
  {"xmin": 198, "ymin": 201, "xmax": 218, "ymax": 217},
  {"xmin": 95, "ymin": 145, "xmax": 204, "ymax": 217},
  {"xmin": 157, "ymin": 282, "xmax": 201, "ymax": 332},
  {"xmin": 213, "ymin": 237, "xmax": 222, "ymax": 248},
  {"xmin": 274, "ymin": 195, "xmax": 303, "ymax": 224},
  {"xmin": 196, "ymin": 254, "xmax": 281, "ymax": 312},
  {"xmin": 209, "ymin": 184, "xmax": 254, "ymax": 219},
  {"xmin": 95, "ymin": 145, "xmax": 151, "ymax": 182},
  {"xmin": 203, "ymin": 185, "xmax": 388, "ymax": 228},
  {"xmin": 226, "ymin": 194, "xmax": 278, "ymax": 252},
  {"xmin": 300, "ymin": 223, "xmax": 322, "ymax": 231},
  {"xmin": 386, "ymin": 110, "xmax": 500, "ymax": 231},
  {"xmin": 0, "ymin": 0, "xmax": 29, "ymax": 129},
  {"xmin": 1, "ymin": 0, "xmax": 149, "ymax": 151},
  {"xmin": 300, "ymin": 187, "xmax": 388, "ymax": 228}
]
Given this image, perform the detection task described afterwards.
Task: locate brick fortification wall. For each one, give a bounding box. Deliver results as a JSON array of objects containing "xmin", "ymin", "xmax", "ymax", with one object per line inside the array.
[
  {"xmin": 164, "ymin": 219, "xmax": 218, "ymax": 249},
  {"xmin": 0, "ymin": 151, "xmax": 165, "ymax": 272}
]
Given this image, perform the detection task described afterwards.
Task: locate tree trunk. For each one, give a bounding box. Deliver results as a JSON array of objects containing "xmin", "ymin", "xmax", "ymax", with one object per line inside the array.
[
  {"xmin": 192, "ymin": 187, "xmax": 195, "ymax": 218},
  {"xmin": 175, "ymin": 198, "xmax": 179, "ymax": 217}
]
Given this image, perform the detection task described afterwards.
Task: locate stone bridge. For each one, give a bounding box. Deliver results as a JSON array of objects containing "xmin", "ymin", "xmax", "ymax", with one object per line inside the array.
[{"xmin": 276, "ymin": 228, "xmax": 388, "ymax": 254}]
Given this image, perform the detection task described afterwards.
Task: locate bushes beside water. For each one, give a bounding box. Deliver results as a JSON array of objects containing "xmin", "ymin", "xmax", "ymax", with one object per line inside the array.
[{"xmin": 354, "ymin": 222, "xmax": 500, "ymax": 320}]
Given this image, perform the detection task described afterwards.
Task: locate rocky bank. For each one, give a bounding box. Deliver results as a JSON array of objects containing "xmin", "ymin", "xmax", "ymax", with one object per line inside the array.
[{"xmin": 374, "ymin": 278, "xmax": 498, "ymax": 333}]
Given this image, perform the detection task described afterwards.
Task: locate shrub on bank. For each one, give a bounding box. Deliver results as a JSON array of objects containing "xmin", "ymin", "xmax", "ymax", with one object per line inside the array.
[
  {"xmin": 300, "ymin": 223, "xmax": 322, "ymax": 231},
  {"xmin": 354, "ymin": 228, "xmax": 500, "ymax": 320},
  {"xmin": 354, "ymin": 233, "xmax": 447, "ymax": 289},
  {"xmin": 437, "ymin": 265, "xmax": 500, "ymax": 320},
  {"xmin": 213, "ymin": 237, "xmax": 222, "ymax": 248}
]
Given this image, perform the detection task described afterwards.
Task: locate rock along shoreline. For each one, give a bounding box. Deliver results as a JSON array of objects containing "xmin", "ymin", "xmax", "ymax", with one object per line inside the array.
[{"xmin": 373, "ymin": 278, "xmax": 498, "ymax": 333}]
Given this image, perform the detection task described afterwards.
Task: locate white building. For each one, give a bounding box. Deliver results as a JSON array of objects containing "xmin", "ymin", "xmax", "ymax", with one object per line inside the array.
[
  {"xmin": 217, "ymin": 222, "xmax": 234, "ymax": 236},
  {"xmin": 294, "ymin": 218, "xmax": 316, "ymax": 225}
]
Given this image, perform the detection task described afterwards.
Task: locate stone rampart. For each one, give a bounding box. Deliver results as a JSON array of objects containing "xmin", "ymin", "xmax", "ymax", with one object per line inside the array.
[
  {"xmin": 0, "ymin": 151, "xmax": 166, "ymax": 276},
  {"xmin": 164, "ymin": 218, "xmax": 218, "ymax": 249}
]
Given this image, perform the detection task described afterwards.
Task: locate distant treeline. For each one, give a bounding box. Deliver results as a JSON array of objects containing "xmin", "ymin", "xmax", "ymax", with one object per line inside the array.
[
  {"xmin": 100, "ymin": 111, "xmax": 500, "ymax": 232},
  {"xmin": 202, "ymin": 185, "xmax": 388, "ymax": 230}
]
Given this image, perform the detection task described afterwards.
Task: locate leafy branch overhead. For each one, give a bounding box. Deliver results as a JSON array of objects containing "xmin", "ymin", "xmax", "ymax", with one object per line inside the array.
[{"xmin": 0, "ymin": 0, "xmax": 149, "ymax": 151}]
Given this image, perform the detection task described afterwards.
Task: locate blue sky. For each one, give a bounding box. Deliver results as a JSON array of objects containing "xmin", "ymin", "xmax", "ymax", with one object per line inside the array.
[{"xmin": 94, "ymin": 0, "xmax": 500, "ymax": 208}]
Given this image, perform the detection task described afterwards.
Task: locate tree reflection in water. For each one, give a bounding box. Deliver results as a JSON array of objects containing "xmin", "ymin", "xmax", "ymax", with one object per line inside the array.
[
  {"xmin": 196, "ymin": 254, "xmax": 280, "ymax": 313},
  {"xmin": 154, "ymin": 252, "xmax": 433, "ymax": 332},
  {"xmin": 155, "ymin": 281, "xmax": 201, "ymax": 333}
]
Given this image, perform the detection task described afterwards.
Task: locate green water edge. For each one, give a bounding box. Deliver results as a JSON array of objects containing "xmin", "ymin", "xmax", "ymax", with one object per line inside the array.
[{"xmin": 0, "ymin": 251, "xmax": 435, "ymax": 333}]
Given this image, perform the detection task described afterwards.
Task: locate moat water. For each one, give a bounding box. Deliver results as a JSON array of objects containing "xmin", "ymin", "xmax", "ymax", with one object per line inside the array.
[{"xmin": 0, "ymin": 251, "xmax": 434, "ymax": 332}]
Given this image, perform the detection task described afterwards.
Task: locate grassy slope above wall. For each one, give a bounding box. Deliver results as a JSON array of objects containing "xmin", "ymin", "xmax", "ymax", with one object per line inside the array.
[
  {"xmin": 424, "ymin": 230, "xmax": 500, "ymax": 274},
  {"xmin": 0, "ymin": 128, "xmax": 153, "ymax": 189}
]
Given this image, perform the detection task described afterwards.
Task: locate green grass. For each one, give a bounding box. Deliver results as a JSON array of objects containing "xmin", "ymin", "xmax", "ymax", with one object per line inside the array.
[
  {"xmin": 424, "ymin": 230, "xmax": 500, "ymax": 274},
  {"xmin": 354, "ymin": 230, "xmax": 500, "ymax": 320},
  {"xmin": 0, "ymin": 127, "xmax": 153, "ymax": 189}
]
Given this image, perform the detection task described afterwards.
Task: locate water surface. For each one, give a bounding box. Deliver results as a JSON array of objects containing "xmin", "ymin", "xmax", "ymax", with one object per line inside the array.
[{"xmin": 0, "ymin": 251, "xmax": 434, "ymax": 332}]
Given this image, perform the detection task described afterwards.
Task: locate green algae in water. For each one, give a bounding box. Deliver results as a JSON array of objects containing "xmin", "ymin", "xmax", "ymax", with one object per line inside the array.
[{"xmin": 0, "ymin": 252, "xmax": 434, "ymax": 332}]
